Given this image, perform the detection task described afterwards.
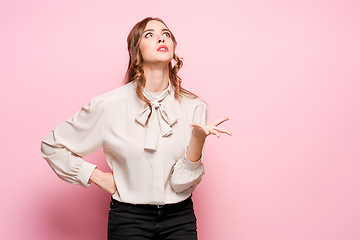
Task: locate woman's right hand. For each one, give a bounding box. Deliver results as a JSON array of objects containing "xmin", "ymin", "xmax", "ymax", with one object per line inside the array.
[{"xmin": 90, "ymin": 168, "xmax": 117, "ymax": 195}]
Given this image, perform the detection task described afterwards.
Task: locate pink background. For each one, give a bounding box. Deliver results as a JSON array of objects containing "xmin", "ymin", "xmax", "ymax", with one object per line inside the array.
[{"xmin": 1, "ymin": 0, "xmax": 360, "ymax": 239}]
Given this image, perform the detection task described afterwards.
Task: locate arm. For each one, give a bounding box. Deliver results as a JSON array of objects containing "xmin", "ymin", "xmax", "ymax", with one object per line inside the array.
[
  {"xmin": 170, "ymin": 101, "xmax": 208, "ymax": 193},
  {"xmin": 170, "ymin": 101, "xmax": 232, "ymax": 194},
  {"xmin": 186, "ymin": 131, "xmax": 206, "ymax": 162},
  {"xmin": 40, "ymin": 95, "xmax": 105, "ymax": 188}
]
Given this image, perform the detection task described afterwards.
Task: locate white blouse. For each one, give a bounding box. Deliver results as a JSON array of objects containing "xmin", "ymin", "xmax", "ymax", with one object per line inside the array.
[{"xmin": 40, "ymin": 79, "xmax": 208, "ymax": 205}]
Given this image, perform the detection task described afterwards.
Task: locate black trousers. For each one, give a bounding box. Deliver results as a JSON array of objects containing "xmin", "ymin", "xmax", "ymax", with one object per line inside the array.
[{"xmin": 107, "ymin": 194, "xmax": 198, "ymax": 240}]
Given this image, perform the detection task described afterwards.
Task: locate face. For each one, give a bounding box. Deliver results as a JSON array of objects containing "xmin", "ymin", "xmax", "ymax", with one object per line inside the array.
[{"xmin": 139, "ymin": 20, "xmax": 175, "ymax": 65}]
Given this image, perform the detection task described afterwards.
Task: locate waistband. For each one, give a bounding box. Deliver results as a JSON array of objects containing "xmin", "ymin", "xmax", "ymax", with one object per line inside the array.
[{"xmin": 110, "ymin": 194, "xmax": 193, "ymax": 210}]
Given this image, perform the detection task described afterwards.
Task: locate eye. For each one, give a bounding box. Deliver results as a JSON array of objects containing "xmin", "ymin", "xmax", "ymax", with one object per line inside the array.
[
  {"xmin": 145, "ymin": 32, "xmax": 152, "ymax": 38},
  {"xmin": 164, "ymin": 32, "xmax": 171, "ymax": 37}
]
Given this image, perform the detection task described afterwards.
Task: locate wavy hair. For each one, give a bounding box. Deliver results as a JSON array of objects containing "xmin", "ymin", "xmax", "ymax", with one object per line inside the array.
[{"xmin": 123, "ymin": 17, "xmax": 197, "ymax": 126}]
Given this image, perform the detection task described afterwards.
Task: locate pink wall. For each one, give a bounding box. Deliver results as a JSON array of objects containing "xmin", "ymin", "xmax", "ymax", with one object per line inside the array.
[{"xmin": 1, "ymin": 0, "xmax": 360, "ymax": 239}]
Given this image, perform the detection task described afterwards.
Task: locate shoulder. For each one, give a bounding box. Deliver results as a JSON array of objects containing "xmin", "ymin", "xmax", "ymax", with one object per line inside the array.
[
  {"xmin": 180, "ymin": 92, "xmax": 208, "ymax": 110},
  {"xmin": 91, "ymin": 81, "xmax": 137, "ymax": 105},
  {"xmin": 178, "ymin": 92, "xmax": 208, "ymax": 124}
]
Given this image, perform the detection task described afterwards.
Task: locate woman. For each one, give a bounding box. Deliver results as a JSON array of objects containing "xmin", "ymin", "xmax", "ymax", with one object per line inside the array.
[{"xmin": 41, "ymin": 17, "xmax": 231, "ymax": 240}]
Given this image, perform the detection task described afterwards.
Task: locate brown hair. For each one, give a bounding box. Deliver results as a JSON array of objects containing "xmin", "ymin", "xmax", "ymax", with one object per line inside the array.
[{"xmin": 123, "ymin": 17, "xmax": 197, "ymax": 126}]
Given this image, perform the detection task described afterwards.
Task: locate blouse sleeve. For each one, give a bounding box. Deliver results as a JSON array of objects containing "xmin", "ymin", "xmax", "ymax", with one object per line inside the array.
[
  {"xmin": 40, "ymin": 95, "xmax": 105, "ymax": 188},
  {"xmin": 170, "ymin": 101, "xmax": 208, "ymax": 193}
]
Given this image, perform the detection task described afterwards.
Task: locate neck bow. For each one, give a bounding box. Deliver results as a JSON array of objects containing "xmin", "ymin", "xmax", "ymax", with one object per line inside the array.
[{"xmin": 135, "ymin": 80, "xmax": 178, "ymax": 151}]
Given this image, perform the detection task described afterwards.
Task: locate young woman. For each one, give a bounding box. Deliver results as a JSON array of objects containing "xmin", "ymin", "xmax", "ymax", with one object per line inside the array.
[{"xmin": 41, "ymin": 17, "xmax": 231, "ymax": 240}]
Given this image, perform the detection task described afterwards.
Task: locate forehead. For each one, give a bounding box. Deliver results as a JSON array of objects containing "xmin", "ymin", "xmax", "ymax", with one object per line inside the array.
[{"xmin": 144, "ymin": 20, "xmax": 168, "ymax": 30}]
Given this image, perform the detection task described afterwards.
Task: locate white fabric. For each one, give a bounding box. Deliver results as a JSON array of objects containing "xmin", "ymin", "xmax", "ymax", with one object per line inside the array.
[
  {"xmin": 41, "ymin": 79, "xmax": 207, "ymax": 205},
  {"xmin": 135, "ymin": 80, "xmax": 178, "ymax": 151}
]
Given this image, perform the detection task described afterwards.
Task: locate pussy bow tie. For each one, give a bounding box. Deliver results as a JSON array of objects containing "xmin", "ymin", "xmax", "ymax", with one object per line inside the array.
[{"xmin": 135, "ymin": 85, "xmax": 178, "ymax": 151}]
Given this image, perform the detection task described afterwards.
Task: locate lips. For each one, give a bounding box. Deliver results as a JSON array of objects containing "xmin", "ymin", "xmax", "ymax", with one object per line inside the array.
[{"xmin": 157, "ymin": 45, "xmax": 169, "ymax": 52}]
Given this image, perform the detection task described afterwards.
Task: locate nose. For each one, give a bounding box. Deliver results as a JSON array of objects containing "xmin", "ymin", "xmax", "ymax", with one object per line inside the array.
[{"xmin": 158, "ymin": 36, "xmax": 165, "ymax": 43}]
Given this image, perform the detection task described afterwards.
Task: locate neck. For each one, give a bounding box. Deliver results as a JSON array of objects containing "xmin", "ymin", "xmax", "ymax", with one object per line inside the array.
[{"xmin": 143, "ymin": 63, "xmax": 169, "ymax": 92}]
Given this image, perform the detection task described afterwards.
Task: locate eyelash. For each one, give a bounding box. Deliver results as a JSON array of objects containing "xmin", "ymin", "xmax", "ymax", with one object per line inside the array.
[{"xmin": 145, "ymin": 32, "xmax": 171, "ymax": 38}]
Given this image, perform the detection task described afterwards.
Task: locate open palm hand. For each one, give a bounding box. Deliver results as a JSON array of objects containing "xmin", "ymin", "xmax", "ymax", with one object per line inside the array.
[{"xmin": 190, "ymin": 117, "xmax": 232, "ymax": 139}]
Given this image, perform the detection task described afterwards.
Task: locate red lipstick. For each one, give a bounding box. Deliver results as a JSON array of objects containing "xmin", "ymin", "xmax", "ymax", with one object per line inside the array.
[{"xmin": 157, "ymin": 45, "xmax": 169, "ymax": 52}]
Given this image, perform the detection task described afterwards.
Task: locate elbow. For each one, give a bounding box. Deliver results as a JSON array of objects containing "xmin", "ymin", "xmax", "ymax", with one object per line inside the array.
[
  {"xmin": 169, "ymin": 153, "xmax": 205, "ymax": 193},
  {"xmin": 41, "ymin": 129, "xmax": 61, "ymax": 157},
  {"xmin": 170, "ymin": 180, "xmax": 190, "ymax": 194},
  {"xmin": 170, "ymin": 171, "xmax": 205, "ymax": 194},
  {"xmin": 41, "ymin": 140, "xmax": 50, "ymax": 156},
  {"xmin": 40, "ymin": 138, "xmax": 57, "ymax": 158}
]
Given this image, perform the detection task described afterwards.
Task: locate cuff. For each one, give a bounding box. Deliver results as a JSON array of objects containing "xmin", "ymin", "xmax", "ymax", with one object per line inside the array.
[
  {"xmin": 183, "ymin": 152, "xmax": 203, "ymax": 170},
  {"xmin": 77, "ymin": 161, "xmax": 97, "ymax": 188}
]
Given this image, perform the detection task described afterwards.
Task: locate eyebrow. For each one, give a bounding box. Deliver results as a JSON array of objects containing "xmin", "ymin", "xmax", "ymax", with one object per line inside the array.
[{"xmin": 143, "ymin": 28, "xmax": 170, "ymax": 34}]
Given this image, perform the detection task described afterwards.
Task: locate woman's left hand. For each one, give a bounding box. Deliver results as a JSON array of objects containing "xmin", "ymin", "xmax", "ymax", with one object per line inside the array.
[{"xmin": 190, "ymin": 117, "xmax": 232, "ymax": 139}]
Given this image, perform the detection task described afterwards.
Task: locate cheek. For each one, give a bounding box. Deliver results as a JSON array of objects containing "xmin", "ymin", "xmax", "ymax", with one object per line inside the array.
[
  {"xmin": 139, "ymin": 46, "xmax": 145, "ymax": 56},
  {"xmin": 140, "ymin": 43, "xmax": 153, "ymax": 56},
  {"xmin": 169, "ymin": 43, "xmax": 175, "ymax": 52}
]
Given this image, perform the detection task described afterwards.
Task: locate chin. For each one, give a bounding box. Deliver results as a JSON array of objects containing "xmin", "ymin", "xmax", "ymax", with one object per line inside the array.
[{"xmin": 145, "ymin": 57, "xmax": 173, "ymax": 64}]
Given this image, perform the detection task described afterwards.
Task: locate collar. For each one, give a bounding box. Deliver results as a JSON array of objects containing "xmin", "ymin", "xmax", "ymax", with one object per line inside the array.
[{"xmin": 135, "ymin": 78, "xmax": 178, "ymax": 151}]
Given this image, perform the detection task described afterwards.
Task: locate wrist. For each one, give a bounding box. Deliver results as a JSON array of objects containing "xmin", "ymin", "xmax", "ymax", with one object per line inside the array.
[
  {"xmin": 191, "ymin": 130, "xmax": 207, "ymax": 141},
  {"xmin": 187, "ymin": 134, "xmax": 206, "ymax": 162},
  {"xmin": 89, "ymin": 168, "xmax": 103, "ymax": 185}
]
